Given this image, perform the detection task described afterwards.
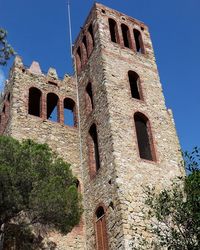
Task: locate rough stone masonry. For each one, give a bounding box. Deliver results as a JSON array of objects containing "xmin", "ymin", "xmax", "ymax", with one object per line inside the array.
[{"xmin": 0, "ymin": 3, "xmax": 184, "ymax": 250}]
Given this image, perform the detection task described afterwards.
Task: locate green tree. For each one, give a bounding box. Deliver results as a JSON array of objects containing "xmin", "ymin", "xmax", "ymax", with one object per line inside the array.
[
  {"xmin": 0, "ymin": 136, "xmax": 82, "ymax": 249},
  {"xmin": 0, "ymin": 28, "xmax": 15, "ymax": 65},
  {"xmin": 143, "ymin": 148, "xmax": 200, "ymax": 250}
]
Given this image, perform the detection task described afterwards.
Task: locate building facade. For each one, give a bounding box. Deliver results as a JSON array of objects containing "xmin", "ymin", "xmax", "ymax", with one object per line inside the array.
[{"xmin": 0, "ymin": 3, "xmax": 183, "ymax": 250}]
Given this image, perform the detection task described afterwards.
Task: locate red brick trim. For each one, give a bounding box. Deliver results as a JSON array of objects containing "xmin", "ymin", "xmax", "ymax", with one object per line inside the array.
[
  {"xmin": 126, "ymin": 70, "xmax": 144, "ymax": 102},
  {"xmin": 133, "ymin": 111, "xmax": 157, "ymax": 163},
  {"xmin": 94, "ymin": 203, "xmax": 109, "ymax": 250}
]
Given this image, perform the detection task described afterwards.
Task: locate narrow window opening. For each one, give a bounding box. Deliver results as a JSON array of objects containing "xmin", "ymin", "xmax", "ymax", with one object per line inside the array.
[
  {"xmin": 7, "ymin": 93, "xmax": 10, "ymax": 102},
  {"xmin": 121, "ymin": 24, "xmax": 130, "ymax": 48},
  {"xmin": 128, "ymin": 71, "xmax": 141, "ymax": 100},
  {"xmin": 108, "ymin": 18, "xmax": 118, "ymax": 43},
  {"xmin": 88, "ymin": 124, "xmax": 100, "ymax": 177},
  {"xmin": 2, "ymin": 105, "xmax": 5, "ymax": 113},
  {"xmin": 47, "ymin": 93, "xmax": 59, "ymax": 122},
  {"xmin": 134, "ymin": 29, "xmax": 144, "ymax": 53},
  {"xmin": 95, "ymin": 206, "xmax": 108, "ymax": 250},
  {"xmin": 63, "ymin": 98, "xmax": 75, "ymax": 127},
  {"xmin": 85, "ymin": 82, "xmax": 93, "ymax": 113},
  {"xmin": 75, "ymin": 179, "xmax": 81, "ymax": 192},
  {"xmin": 82, "ymin": 35, "xmax": 88, "ymax": 57},
  {"xmin": 28, "ymin": 87, "xmax": 41, "ymax": 117},
  {"xmin": 88, "ymin": 24, "xmax": 94, "ymax": 47},
  {"xmin": 134, "ymin": 113, "xmax": 154, "ymax": 161},
  {"xmin": 96, "ymin": 207, "xmax": 105, "ymax": 219},
  {"xmin": 77, "ymin": 47, "xmax": 82, "ymax": 64}
]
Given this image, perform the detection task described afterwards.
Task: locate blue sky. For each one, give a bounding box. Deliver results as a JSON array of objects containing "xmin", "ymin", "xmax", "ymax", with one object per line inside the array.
[{"xmin": 0, "ymin": 0, "xmax": 200, "ymax": 151}]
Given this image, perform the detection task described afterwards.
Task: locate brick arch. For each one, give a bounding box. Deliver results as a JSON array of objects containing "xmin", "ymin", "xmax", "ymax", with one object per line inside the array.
[
  {"xmin": 75, "ymin": 47, "xmax": 82, "ymax": 74},
  {"xmin": 133, "ymin": 112, "xmax": 156, "ymax": 162},
  {"xmin": 85, "ymin": 82, "xmax": 94, "ymax": 114},
  {"xmin": 46, "ymin": 92, "xmax": 59, "ymax": 122},
  {"xmin": 87, "ymin": 123, "xmax": 100, "ymax": 179},
  {"xmin": 81, "ymin": 41, "xmax": 87, "ymax": 66},
  {"xmin": 108, "ymin": 18, "xmax": 120, "ymax": 44},
  {"xmin": 94, "ymin": 203, "xmax": 108, "ymax": 250},
  {"xmin": 133, "ymin": 28, "xmax": 145, "ymax": 54},
  {"xmin": 121, "ymin": 23, "xmax": 131, "ymax": 48},
  {"xmin": 128, "ymin": 70, "xmax": 143, "ymax": 100},
  {"xmin": 86, "ymin": 23, "xmax": 94, "ymax": 57},
  {"xmin": 63, "ymin": 97, "xmax": 77, "ymax": 127}
]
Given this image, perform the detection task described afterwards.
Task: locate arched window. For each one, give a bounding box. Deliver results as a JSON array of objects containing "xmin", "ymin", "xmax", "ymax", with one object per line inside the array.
[
  {"xmin": 75, "ymin": 179, "xmax": 81, "ymax": 193},
  {"xmin": 88, "ymin": 24, "xmax": 94, "ymax": 48},
  {"xmin": 81, "ymin": 38, "xmax": 87, "ymax": 66},
  {"xmin": 2, "ymin": 105, "xmax": 5, "ymax": 114},
  {"xmin": 82, "ymin": 35, "xmax": 88, "ymax": 57},
  {"xmin": 88, "ymin": 124, "xmax": 100, "ymax": 178},
  {"xmin": 121, "ymin": 24, "xmax": 131, "ymax": 48},
  {"xmin": 63, "ymin": 98, "xmax": 76, "ymax": 127},
  {"xmin": 133, "ymin": 29, "xmax": 144, "ymax": 53},
  {"xmin": 85, "ymin": 82, "xmax": 93, "ymax": 114},
  {"xmin": 134, "ymin": 113, "xmax": 155, "ymax": 161},
  {"xmin": 108, "ymin": 18, "xmax": 119, "ymax": 43},
  {"xmin": 28, "ymin": 87, "xmax": 42, "ymax": 117},
  {"xmin": 128, "ymin": 71, "xmax": 141, "ymax": 100},
  {"xmin": 75, "ymin": 52, "xmax": 81, "ymax": 74},
  {"xmin": 77, "ymin": 47, "xmax": 82, "ymax": 67},
  {"xmin": 7, "ymin": 93, "xmax": 10, "ymax": 102},
  {"xmin": 47, "ymin": 93, "xmax": 59, "ymax": 122},
  {"xmin": 95, "ymin": 206, "xmax": 108, "ymax": 250},
  {"xmin": 87, "ymin": 24, "xmax": 94, "ymax": 57}
]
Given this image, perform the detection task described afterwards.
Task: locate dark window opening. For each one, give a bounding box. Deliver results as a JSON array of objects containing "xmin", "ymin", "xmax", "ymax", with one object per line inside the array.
[
  {"xmin": 64, "ymin": 98, "xmax": 75, "ymax": 127},
  {"xmin": 28, "ymin": 87, "xmax": 41, "ymax": 117},
  {"xmin": 2, "ymin": 105, "xmax": 5, "ymax": 113},
  {"xmin": 95, "ymin": 206, "xmax": 108, "ymax": 250},
  {"xmin": 134, "ymin": 29, "xmax": 144, "ymax": 53},
  {"xmin": 134, "ymin": 113, "xmax": 154, "ymax": 161},
  {"xmin": 7, "ymin": 93, "xmax": 10, "ymax": 102},
  {"xmin": 77, "ymin": 47, "xmax": 82, "ymax": 63},
  {"xmin": 85, "ymin": 82, "xmax": 93, "ymax": 113},
  {"xmin": 47, "ymin": 93, "xmax": 59, "ymax": 122},
  {"xmin": 108, "ymin": 18, "xmax": 118, "ymax": 43},
  {"xmin": 128, "ymin": 71, "xmax": 141, "ymax": 99},
  {"xmin": 121, "ymin": 24, "xmax": 130, "ymax": 48},
  {"xmin": 88, "ymin": 124, "xmax": 100, "ymax": 176},
  {"xmin": 88, "ymin": 24, "xmax": 94, "ymax": 47},
  {"xmin": 48, "ymin": 81, "xmax": 58, "ymax": 86},
  {"xmin": 75, "ymin": 179, "xmax": 81, "ymax": 192},
  {"xmin": 82, "ymin": 36, "xmax": 88, "ymax": 57},
  {"xmin": 96, "ymin": 206, "xmax": 105, "ymax": 219}
]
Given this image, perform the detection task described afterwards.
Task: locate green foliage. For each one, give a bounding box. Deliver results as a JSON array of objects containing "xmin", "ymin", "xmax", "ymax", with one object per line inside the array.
[
  {"xmin": 0, "ymin": 136, "xmax": 82, "ymax": 237},
  {"xmin": 0, "ymin": 28, "xmax": 15, "ymax": 65},
  {"xmin": 143, "ymin": 148, "xmax": 200, "ymax": 250}
]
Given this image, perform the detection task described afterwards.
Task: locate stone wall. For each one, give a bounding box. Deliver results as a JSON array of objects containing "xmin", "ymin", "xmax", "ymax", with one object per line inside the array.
[
  {"xmin": 0, "ymin": 3, "xmax": 184, "ymax": 250},
  {"xmin": 73, "ymin": 3, "xmax": 184, "ymax": 250},
  {"xmin": 0, "ymin": 57, "xmax": 86, "ymax": 249}
]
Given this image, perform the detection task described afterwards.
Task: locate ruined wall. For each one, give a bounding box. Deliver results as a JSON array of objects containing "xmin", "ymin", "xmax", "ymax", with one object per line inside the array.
[{"xmin": 0, "ymin": 57, "xmax": 85, "ymax": 250}]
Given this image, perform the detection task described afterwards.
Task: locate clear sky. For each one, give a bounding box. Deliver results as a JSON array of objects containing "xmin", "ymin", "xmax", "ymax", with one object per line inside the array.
[{"xmin": 0, "ymin": 0, "xmax": 199, "ymax": 151}]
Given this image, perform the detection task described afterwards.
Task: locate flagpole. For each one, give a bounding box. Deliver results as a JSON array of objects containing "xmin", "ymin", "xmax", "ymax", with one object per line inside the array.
[{"xmin": 67, "ymin": 0, "xmax": 73, "ymax": 59}]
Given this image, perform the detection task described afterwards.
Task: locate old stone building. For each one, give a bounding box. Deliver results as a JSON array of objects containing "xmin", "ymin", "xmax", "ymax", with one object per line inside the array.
[{"xmin": 0, "ymin": 3, "xmax": 183, "ymax": 250}]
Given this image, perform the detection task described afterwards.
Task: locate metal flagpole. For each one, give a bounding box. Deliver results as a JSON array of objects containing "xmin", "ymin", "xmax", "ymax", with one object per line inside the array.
[{"xmin": 66, "ymin": 4, "xmax": 86, "ymax": 248}]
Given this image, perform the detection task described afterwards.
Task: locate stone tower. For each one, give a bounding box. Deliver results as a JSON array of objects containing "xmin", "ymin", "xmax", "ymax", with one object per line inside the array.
[
  {"xmin": 0, "ymin": 3, "xmax": 183, "ymax": 250},
  {"xmin": 73, "ymin": 3, "xmax": 183, "ymax": 250}
]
